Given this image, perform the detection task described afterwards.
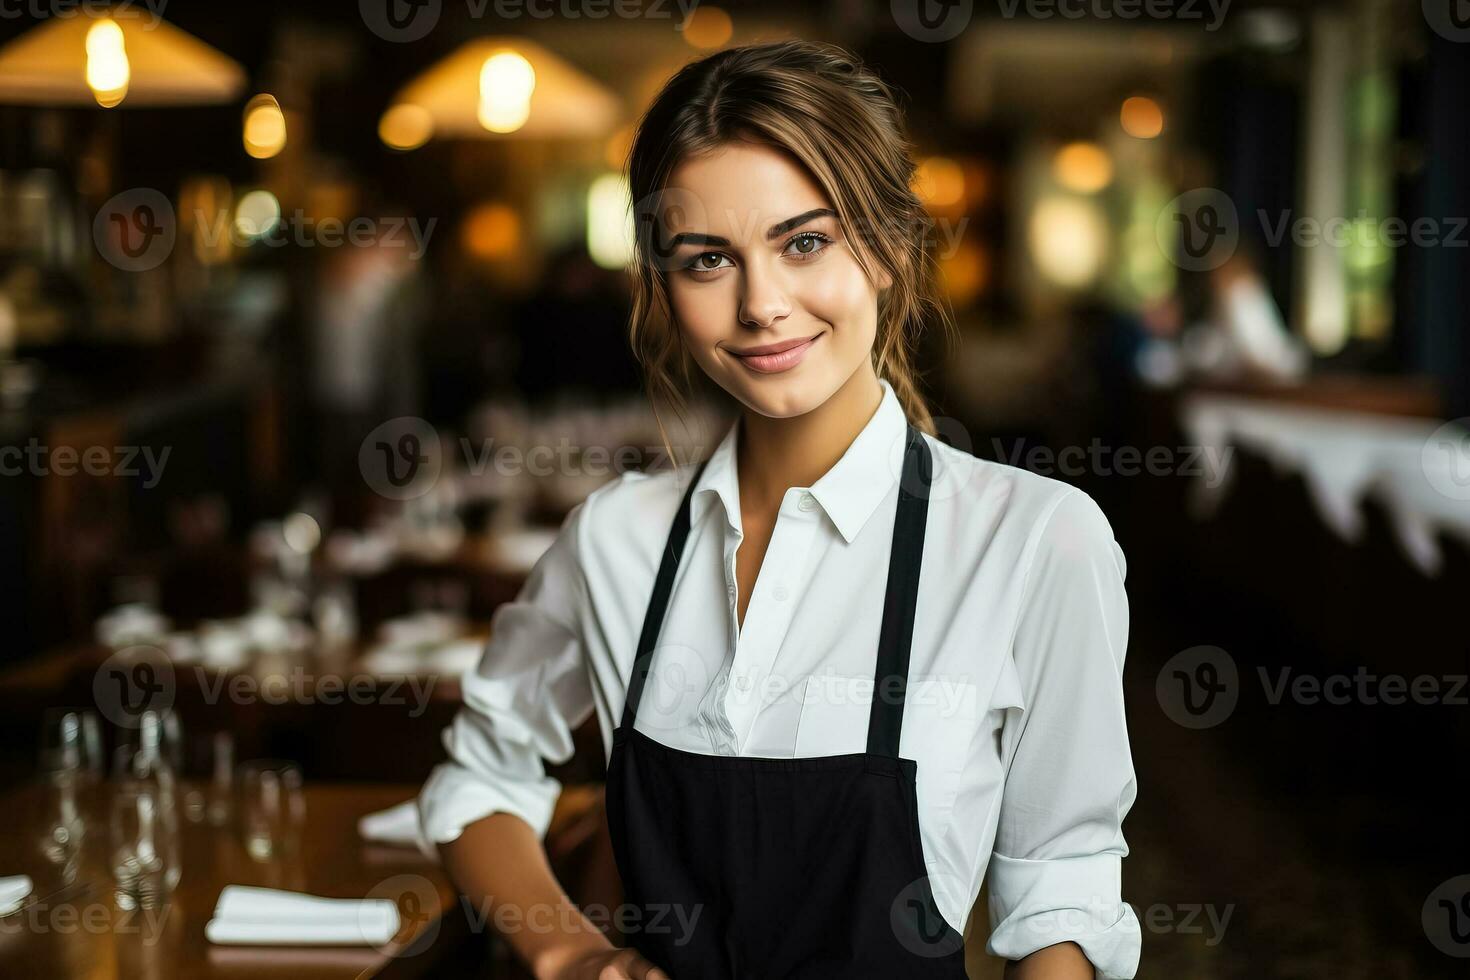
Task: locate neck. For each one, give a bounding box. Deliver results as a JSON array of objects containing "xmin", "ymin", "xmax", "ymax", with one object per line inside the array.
[{"xmin": 735, "ymin": 364, "xmax": 886, "ymax": 514}]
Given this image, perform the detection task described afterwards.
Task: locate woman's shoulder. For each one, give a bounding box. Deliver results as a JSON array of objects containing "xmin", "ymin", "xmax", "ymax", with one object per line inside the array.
[
  {"xmin": 919, "ymin": 432, "xmax": 1121, "ymax": 567},
  {"xmin": 565, "ymin": 465, "xmax": 690, "ymax": 558}
]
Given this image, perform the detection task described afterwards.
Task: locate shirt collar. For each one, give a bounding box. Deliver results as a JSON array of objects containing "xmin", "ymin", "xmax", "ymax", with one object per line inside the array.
[{"xmin": 688, "ymin": 377, "xmax": 911, "ymax": 545}]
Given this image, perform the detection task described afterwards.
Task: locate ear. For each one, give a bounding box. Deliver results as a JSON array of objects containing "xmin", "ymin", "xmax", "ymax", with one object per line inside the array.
[{"xmin": 876, "ymin": 265, "xmax": 893, "ymax": 292}]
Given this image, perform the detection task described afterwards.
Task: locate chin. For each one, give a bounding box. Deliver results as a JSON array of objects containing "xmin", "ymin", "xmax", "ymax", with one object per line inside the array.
[{"xmin": 721, "ymin": 366, "xmax": 842, "ymax": 420}]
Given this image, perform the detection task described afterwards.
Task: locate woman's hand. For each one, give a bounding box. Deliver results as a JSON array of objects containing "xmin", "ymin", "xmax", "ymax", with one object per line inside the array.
[{"xmin": 549, "ymin": 946, "xmax": 671, "ymax": 979}]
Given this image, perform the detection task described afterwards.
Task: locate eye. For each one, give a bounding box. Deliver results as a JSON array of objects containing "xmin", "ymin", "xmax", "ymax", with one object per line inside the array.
[
  {"xmin": 784, "ymin": 231, "xmax": 833, "ymax": 259},
  {"xmin": 684, "ymin": 251, "xmax": 733, "ymax": 276}
]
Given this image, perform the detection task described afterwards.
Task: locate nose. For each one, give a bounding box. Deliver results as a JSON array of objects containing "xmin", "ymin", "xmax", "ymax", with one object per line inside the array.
[{"xmin": 737, "ymin": 259, "xmax": 792, "ymax": 330}]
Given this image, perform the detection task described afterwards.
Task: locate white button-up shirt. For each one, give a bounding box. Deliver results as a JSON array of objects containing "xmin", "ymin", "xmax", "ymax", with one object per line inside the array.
[{"xmin": 418, "ymin": 378, "xmax": 1141, "ymax": 977}]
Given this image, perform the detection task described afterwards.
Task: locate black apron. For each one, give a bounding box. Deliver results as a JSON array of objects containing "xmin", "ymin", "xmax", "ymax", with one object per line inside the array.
[{"xmin": 605, "ymin": 424, "xmax": 971, "ymax": 978}]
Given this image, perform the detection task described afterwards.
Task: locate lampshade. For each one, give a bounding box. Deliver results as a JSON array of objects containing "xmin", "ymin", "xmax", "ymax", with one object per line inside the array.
[
  {"xmin": 0, "ymin": 12, "xmax": 246, "ymax": 106},
  {"xmin": 388, "ymin": 37, "xmax": 620, "ymax": 140}
]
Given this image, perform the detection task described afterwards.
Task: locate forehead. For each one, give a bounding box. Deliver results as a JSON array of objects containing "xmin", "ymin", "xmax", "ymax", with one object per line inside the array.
[{"xmin": 663, "ymin": 141, "xmax": 832, "ymax": 238}]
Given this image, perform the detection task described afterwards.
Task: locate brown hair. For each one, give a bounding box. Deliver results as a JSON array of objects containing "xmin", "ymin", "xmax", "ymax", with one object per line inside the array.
[{"xmin": 624, "ymin": 39, "xmax": 954, "ymax": 461}]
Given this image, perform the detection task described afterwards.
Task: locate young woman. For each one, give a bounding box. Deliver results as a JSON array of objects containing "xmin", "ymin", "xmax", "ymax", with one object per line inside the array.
[{"xmin": 419, "ymin": 40, "xmax": 1139, "ymax": 980}]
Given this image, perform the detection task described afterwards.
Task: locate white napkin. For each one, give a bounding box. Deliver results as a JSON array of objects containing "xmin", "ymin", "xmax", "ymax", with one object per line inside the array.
[
  {"xmin": 357, "ymin": 800, "xmax": 424, "ymax": 849},
  {"xmin": 205, "ymin": 886, "xmax": 400, "ymax": 946},
  {"xmin": 0, "ymin": 875, "xmax": 33, "ymax": 915}
]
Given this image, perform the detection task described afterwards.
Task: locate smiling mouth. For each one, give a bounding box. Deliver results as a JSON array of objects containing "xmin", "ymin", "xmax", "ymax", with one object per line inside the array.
[{"xmin": 725, "ymin": 332, "xmax": 823, "ymax": 374}]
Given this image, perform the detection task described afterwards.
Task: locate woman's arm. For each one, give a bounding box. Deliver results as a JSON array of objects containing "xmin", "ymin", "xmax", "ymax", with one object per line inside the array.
[
  {"xmin": 417, "ymin": 493, "xmax": 667, "ymax": 979},
  {"xmin": 985, "ymin": 489, "xmax": 1141, "ymax": 979},
  {"xmin": 441, "ymin": 814, "xmax": 666, "ymax": 979},
  {"xmin": 1003, "ymin": 940, "xmax": 1095, "ymax": 978}
]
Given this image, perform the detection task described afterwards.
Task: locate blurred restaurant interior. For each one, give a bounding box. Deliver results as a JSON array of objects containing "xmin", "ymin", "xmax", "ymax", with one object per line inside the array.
[{"xmin": 0, "ymin": 0, "xmax": 1467, "ymax": 976}]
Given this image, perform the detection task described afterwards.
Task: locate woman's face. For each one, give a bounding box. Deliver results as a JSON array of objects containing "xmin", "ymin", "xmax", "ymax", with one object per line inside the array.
[{"xmin": 660, "ymin": 141, "xmax": 890, "ymax": 419}]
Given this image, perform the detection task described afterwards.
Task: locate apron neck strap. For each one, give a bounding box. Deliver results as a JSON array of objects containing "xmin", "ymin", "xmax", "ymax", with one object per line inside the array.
[
  {"xmin": 866, "ymin": 424, "xmax": 932, "ymax": 758},
  {"xmin": 622, "ymin": 456, "xmax": 709, "ymax": 733}
]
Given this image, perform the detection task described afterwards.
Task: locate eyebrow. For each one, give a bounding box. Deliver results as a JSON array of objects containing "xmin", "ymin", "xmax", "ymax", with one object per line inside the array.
[{"xmin": 666, "ymin": 208, "xmax": 836, "ymax": 249}]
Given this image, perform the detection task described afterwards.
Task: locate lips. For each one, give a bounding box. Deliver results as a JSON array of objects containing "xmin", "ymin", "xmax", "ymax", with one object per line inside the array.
[{"xmin": 726, "ymin": 333, "xmax": 822, "ymax": 375}]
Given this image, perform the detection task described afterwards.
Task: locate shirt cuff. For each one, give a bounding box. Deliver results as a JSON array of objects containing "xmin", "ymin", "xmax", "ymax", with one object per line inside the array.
[
  {"xmin": 986, "ymin": 851, "xmax": 1141, "ymax": 979},
  {"xmin": 415, "ymin": 761, "xmax": 562, "ymax": 860}
]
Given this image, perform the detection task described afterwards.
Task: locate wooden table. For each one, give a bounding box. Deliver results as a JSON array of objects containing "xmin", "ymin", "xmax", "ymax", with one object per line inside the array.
[{"xmin": 0, "ymin": 781, "xmax": 463, "ymax": 978}]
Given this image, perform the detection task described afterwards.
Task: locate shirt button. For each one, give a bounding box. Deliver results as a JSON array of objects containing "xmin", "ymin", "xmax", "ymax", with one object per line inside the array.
[
  {"xmin": 772, "ymin": 585, "xmax": 789, "ymax": 602},
  {"xmin": 734, "ymin": 674, "xmax": 751, "ymax": 692},
  {"xmin": 797, "ymin": 492, "xmax": 818, "ymax": 512}
]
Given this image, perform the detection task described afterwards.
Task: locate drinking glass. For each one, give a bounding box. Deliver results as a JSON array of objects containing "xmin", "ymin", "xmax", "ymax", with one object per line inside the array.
[
  {"xmin": 110, "ymin": 779, "xmax": 182, "ymax": 910},
  {"xmin": 37, "ymin": 709, "xmax": 103, "ymax": 865},
  {"xmin": 182, "ymin": 731, "xmax": 234, "ymax": 826},
  {"xmin": 38, "ymin": 708, "xmax": 103, "ymax": 778},
  {"xmin": 237, "ymin": 760, "xmax": 305, "ymax": 862},
  {"xmin": 113, "ymin": 709, "xmax": 183, "ymax": 775}
]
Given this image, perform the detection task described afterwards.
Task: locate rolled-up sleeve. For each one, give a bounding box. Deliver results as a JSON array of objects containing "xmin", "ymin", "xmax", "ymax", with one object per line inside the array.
[
  {"xmin": 416, "ymin": 499, "xmax": 596, "ymax": 857},
  {"xmin": 986, "ymin": 489, "xmax": 1141, "ymax": 978}
]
